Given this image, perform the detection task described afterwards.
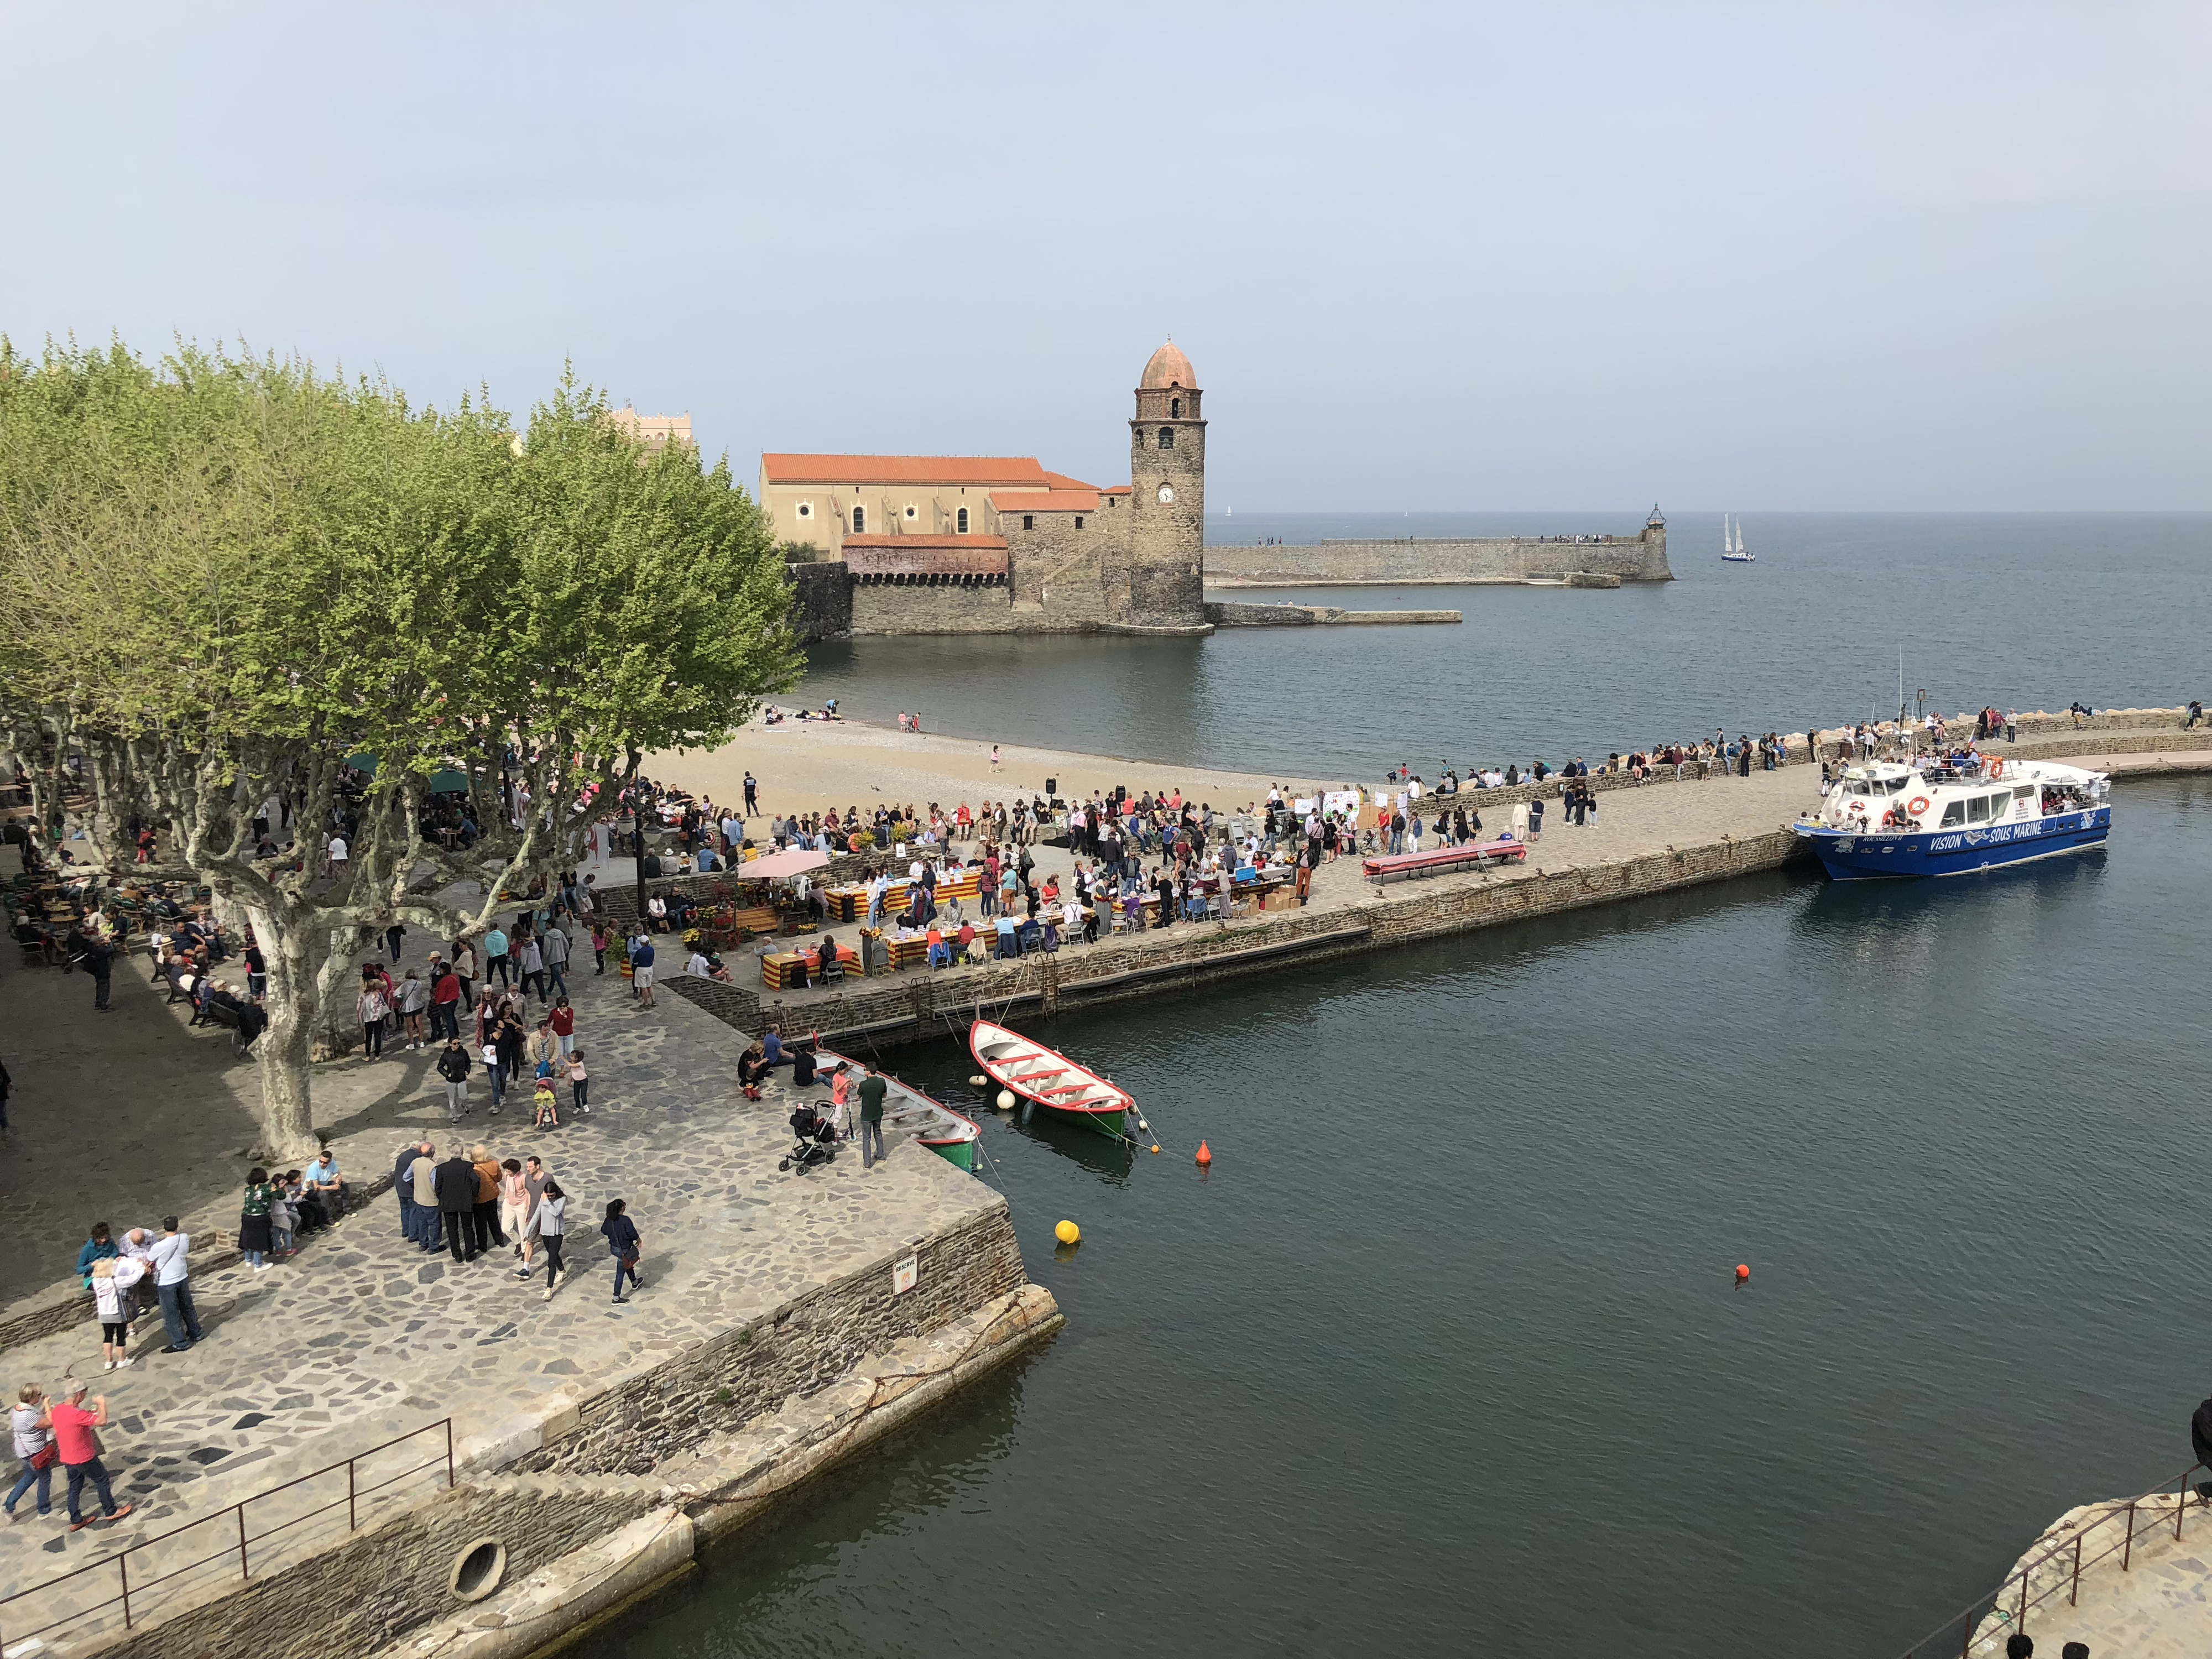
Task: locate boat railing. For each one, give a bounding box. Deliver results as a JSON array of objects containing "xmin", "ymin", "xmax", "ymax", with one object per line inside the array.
[{"xmin": 1896, "ymin": 1464, "xmax": 2209, "ymax": 1658}]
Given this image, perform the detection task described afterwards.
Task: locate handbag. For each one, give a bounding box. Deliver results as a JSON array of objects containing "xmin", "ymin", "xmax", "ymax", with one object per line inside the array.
[{"xmin": 29, "ymin": 1441, "xmax": 56, "ymax": 1470}]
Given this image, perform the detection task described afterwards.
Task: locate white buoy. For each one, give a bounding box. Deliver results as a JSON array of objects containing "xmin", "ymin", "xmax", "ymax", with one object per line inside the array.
[{"xmin": 996, "ymin": 1089, "xmax": 1016, "ymax": 1111}]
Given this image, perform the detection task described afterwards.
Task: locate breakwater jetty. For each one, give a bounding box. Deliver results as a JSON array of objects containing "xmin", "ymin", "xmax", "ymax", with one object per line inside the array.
[{"xmin": 1204, "ymin": 509, "xmax": 1673, "ymax": 588}]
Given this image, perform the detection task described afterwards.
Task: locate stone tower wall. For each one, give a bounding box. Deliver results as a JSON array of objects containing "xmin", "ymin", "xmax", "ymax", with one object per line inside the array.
[{"xmin": 1118, "ymin": 383, "xmax": 1209, "ymax": 630}]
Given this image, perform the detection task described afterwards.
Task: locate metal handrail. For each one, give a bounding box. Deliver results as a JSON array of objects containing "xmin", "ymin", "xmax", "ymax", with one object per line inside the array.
[
  {"xmin": 1898, "ymin": 1463, "xmax": 2208, "ymax": 1657},
  {"xmin": 0, "ymin": 1417, "xmax": 452, "ymax": 1650}
]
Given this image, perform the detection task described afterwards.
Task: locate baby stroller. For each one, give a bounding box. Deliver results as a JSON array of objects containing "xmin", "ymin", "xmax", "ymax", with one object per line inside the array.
[{"xmin": 779, "ymin": 1104, "xmax": 838, "ymax": 1173}]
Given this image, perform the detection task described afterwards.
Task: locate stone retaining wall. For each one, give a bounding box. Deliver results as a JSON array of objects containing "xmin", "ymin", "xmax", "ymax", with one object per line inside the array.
[
  {"xmin": 96, "ymin": 1475, "xmax": 665, "ymax": 1659},
  {"xmin": 1206, "ymin": 527, "xmax": 1672, "ymax": 585},
  {"xmin": 509, "ymin": 1203, "xmax": 1026, "ymax": 1478},
  {"xmin": 659, "ymin": 827, "xmax": 1814, "ymax": 1050}
]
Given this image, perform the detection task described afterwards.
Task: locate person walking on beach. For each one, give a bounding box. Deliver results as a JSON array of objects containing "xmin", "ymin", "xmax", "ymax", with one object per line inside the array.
[
  {"xmin": 990, "ymin": 744, "xmax": 1001, "ymax": 772},
  {"xmin": 743, "ymin": 771, "xmax": 759, "ymax": 816},
  {"xmin": 857, "ymin": 1062, "xmax": 888, "ymax": 1170},
  {"xmin": 602, "ymin": 1199, "xmax": 643, "ymax": 1303}
]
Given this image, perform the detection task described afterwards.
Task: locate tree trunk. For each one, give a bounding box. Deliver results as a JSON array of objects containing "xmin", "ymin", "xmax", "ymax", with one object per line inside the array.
[{"xmin": 239, "ymin": 900, "xmax": 327, "ymax": 1161}]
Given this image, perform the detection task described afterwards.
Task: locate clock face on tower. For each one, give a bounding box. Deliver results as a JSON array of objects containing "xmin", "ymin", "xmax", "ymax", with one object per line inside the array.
[{"xmin": 1156, "ymin": 484, "xmax": 1175, "ymax": 504}]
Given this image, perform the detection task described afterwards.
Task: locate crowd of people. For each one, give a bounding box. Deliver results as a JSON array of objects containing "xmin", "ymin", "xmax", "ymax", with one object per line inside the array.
[{"xmin": 389, "ymin": 1140, "xmax": 642, "ymax": 1301}]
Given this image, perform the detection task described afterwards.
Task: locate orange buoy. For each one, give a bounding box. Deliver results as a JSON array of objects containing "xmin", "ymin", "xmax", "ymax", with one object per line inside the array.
[
  {"xmin": 1194, "ymin": 1140, "xmax": 1213, "ymax": 1167},
  {"xmin": 1735, "ymin": 1264, "xmax": 1750, "ymax": 1282}
]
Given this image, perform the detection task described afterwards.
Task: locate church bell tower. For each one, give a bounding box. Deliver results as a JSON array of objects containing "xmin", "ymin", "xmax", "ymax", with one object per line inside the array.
[{"xmin": 1121, "ymin": 339, "xmax": 1208, "ymax": 631}]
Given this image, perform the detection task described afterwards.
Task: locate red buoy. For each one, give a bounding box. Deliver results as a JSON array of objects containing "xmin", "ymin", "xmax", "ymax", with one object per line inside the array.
[
  {"xmin": 1735, "ymin": 1264, "xmax": 1750, "ymax": 1282},
  {"xmin": 1194, "ymin": 1140, "xmax": 1213, "ymax": 1167}
]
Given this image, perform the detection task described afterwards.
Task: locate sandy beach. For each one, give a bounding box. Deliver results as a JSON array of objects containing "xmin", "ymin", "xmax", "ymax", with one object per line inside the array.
[{"xmin": 646, "ymin": 716, "xmax": 1354, "ymax": 819}]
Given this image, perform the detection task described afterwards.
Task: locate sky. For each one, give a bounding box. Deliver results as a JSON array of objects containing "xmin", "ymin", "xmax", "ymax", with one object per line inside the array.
[{"xmin": 3, "ymin": 3, "xmax": 2208, "ymax": 512}]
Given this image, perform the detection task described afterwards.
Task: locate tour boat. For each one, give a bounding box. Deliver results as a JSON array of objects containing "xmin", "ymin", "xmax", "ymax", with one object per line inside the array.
[
  {"xmin": 1723, "ymin": 515, "xmax": 1754, "ymax": 562},
  {"xmin": 1791, "ymin": 755, "xmax": 2110, "ymax": 879},
  {"xmin": 968, "ymin": 1019, "xmax": 1131, "ymax": 1141},
  {"xmin": 815, "ymin": 1046, "xmax": 980, "ymax": 1171}
]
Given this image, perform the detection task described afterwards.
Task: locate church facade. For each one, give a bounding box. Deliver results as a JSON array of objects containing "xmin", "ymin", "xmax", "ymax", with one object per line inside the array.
[{"xmin": 763, "ymin": 341, "xmax": 1212, "ymax": 637}]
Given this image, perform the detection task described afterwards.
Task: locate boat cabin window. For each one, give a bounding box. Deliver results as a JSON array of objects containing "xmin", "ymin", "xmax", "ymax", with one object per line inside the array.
[
  {"xmin": 1986, "ymin": 792, "xmax": 2011, "ymax": 818},
  {"xmin": 1966, "ymin": 796, "xmax": 1990, "ymax": 823},
  {"xmin": 1940, "ymin": 802, "xmax": 1966, "ymax": 827}
]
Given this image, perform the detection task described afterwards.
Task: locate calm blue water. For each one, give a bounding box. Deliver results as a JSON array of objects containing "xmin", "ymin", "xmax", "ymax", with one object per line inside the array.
[
  {"xmin": 799, "ymin": 513, "xmax": 2210, "ymax": 779},
  {"xmin": 579, "ymin": 778, "xmax": 2212, "ymax": 1659}
]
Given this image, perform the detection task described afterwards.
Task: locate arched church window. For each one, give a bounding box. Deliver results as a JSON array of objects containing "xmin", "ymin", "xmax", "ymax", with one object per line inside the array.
[
  {"xmin": 1170, "ymin": 398, "xmax": 1181, "ymax": 419},
  {"xmin": 852, "ymin": 505, "xmax": 865, "ymax": 533},
  {"xmin": 957, "ymin": 507, "xmax": 969, "ymax": 533},
  {"xmin": 1157, "ymin": 428, "xmax": 1174, "ymax": 451}
]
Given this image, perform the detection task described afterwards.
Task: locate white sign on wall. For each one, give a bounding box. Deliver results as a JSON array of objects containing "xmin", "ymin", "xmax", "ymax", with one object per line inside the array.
[{"xmin": 892, "ymin": 1255, "xmax": 919, "ymax": 1296}]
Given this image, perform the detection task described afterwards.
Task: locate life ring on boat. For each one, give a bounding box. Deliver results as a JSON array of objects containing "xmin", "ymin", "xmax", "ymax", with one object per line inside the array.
[
  {"xmin": 1987, "ymin": 758, "xmax": 2005, "ymax": 779},
  {"xmin": 1907, "ymin": 796, "xmax": 1930, "ymax": 816}
]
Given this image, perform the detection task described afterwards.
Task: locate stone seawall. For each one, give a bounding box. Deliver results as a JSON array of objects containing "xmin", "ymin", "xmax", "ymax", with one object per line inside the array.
[
  {"xmin": 1206, "ymin": 526, "xmax": 1672, "ymax": 586},
  {"xmin": 509, "ymin": 1204, "xmax": 1029, "ymax": 1478},
  {"xmin": 663, "ymin": 826, "xmax": 1813, "ymax": 1051}
]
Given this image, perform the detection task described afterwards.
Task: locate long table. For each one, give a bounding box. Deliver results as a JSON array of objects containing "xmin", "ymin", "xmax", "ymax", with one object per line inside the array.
[{"xmin": 822, "ymin": 867, "xmax": 985, "ymax": 922}]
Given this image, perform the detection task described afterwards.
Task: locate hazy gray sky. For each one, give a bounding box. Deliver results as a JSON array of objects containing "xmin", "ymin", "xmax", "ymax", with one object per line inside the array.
[{"xmin": 5, "ymin": 3, "xmax": 2206, "ymax": 510}]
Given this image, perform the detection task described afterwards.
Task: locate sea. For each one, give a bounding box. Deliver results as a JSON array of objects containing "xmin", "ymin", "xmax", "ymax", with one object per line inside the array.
[
  {"xmin": 793, "ymin": 512, "xmax": 2210, "ymax": 781},
  {"xmin": 577, "ymin": 514, "xmax": 2210, "ymax": 1658}
]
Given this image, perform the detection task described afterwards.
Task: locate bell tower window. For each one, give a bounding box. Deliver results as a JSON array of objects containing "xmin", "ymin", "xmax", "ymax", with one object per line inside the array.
[
  {"xmin": 851, "ymin": 505, "xmax": 865, "ymax": 533},
  {"xmin": 1170, "ymin": 398, "xmax": 1181, "ymax": 419},
  {"xmin": 957, "ymin": 507, "xmax": 969, "ymax": 533},
  {"xmin": 1157, "ymin": 428, "xmax": 1173, "ymax": 451}
]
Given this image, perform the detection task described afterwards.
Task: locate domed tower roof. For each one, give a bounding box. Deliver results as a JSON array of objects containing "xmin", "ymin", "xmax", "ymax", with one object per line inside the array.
[{"xmin": 1140, "ymin": 340, "xmax": 1196, "ymax": 390}]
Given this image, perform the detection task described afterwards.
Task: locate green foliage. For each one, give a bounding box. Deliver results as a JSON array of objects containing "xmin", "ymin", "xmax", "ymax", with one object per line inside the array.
[{"xmin": 0, "ymin": 340, "xmax": 801, "ymax": 797}]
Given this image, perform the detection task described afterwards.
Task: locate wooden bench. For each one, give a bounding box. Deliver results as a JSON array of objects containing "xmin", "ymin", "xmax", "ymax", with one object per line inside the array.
[{"xmin": 191, "ymin": 997, "xmax": 264, "ymax": 1056}]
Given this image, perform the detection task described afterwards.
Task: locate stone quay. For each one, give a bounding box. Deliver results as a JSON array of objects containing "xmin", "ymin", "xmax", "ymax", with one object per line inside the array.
[
  {"xmin": 1, "ymin": 706, "xmax": 2201, "ymax": 1659},
  {"xmin": 0, "ymin": 914, "xmax": 1058, "ymax": 1659},
  {"xmin": 649, "ymin": 714, "xmax": 2212, "ymax": 1057}
]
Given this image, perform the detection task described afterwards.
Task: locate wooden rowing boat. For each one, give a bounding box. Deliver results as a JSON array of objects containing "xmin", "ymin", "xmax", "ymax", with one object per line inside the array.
[
  {"xmin": 815, "ymin": 1047, "xmax": 980, "ymax": 1172},
  {"xmin": 968, "ymin": 1019, "xmax": 1130, "ymax": 1141}
]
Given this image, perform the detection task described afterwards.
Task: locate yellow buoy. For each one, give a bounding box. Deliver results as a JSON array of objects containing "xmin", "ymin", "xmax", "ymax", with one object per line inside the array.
[
  {"xmin": 996, "ymin": 1089, "xmax": 1016, "ymax": 1111},
  {"xmin": 1054, "ymin": 1219, "xmax": 1081, "ymax": 1245}
]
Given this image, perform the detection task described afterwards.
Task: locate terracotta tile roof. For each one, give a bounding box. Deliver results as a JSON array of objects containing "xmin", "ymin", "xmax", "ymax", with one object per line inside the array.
[
  {"xmin": 761, "ymin": 454, "xmax": 1051, "ymax": 487},
  {"xmin": 989, "ymin": 489, "xmax": 1099, "ymax": 513},
  {"xmin": 840, "ymin": 534, "xmax": 1009, "ymax": 550},
  {"xmin": 1100, "ymin": 484, "xmax": 1131, "ymax": 495},
  {"xmin": 1041, "ymin": 470, "xmax": 1099, "ymax": 491}
]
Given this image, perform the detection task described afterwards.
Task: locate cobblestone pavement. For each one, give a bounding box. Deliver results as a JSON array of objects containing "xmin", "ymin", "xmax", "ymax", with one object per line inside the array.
[
  {"xmin": 0, "ymin": 937, "xmax": 997, "ymax": 1620},
  {"xmin": 1967, "ymin": 1494, "xmax": 2212, "ymax": 1658}
]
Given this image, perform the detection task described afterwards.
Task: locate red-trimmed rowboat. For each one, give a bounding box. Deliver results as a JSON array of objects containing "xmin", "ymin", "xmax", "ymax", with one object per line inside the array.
[{"xmin": 968, "ymin": 1019, "xmax": 1130, "ymax": 1141}]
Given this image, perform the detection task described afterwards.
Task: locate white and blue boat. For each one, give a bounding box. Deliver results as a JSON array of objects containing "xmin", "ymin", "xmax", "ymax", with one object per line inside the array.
[{"xmin": 1793, "ymin": 755, "xmax": 2110, "ymax": 880}]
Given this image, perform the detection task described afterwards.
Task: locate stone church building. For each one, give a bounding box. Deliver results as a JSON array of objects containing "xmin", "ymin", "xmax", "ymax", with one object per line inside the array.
[{"xmin": 763, "ymin": 341, "xmax": 1213, "ymax": 636}]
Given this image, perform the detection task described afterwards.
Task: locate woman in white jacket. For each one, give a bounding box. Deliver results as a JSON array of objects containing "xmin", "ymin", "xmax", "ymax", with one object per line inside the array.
[{"xmin": 526, "ymin": 1181, "xmax": 568, "ymax": 1301}]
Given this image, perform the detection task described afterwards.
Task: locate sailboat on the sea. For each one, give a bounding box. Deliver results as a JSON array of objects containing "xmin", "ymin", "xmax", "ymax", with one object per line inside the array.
[{"xmin": 1722, "ymin": 515, "xmax": 1755, "ymax": 563}]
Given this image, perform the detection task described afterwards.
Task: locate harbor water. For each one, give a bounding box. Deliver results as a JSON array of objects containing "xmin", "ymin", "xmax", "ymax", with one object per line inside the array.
[
  {"xmin": 794, "ymin": 512, "xmax": 2210, "ymax": 780},
  {"xmin": 576, "ymin": 776, "xmax": 2212, "ymax": 1658}
]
